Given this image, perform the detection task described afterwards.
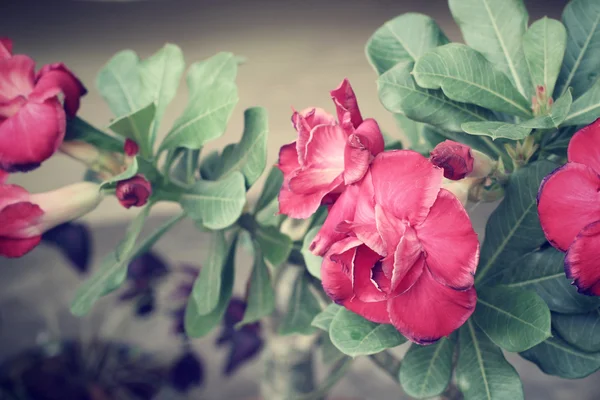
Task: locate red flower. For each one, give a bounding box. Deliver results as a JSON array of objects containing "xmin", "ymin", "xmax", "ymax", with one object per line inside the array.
[
  {"xmin": 430, "ymin": 140, "xmax": 475, "ymax": 180},
  {"xmin": 0, "ymin": 182, "xmax": 102, "ymax": 258},
  {"xmin": 316, "ymin": 151, "xmax": 479, "ymax": 344},
  {"xmin": 538, "ymin": 119, "xmax": 600, "ymax": 296},
  {"xmin": 116, "ymin": 175, "xmax": 152, "ymax": 209},
  {"xmin": 277, "ymin": 79, "xmax": 384, "ymax": 219},
  {"xmin": 0, "ymin": 39, "xmax": 87, "ymax": 172},
  {"xmin": 124, "ymin": 139, "xmax": 139, "ymax": 157}
]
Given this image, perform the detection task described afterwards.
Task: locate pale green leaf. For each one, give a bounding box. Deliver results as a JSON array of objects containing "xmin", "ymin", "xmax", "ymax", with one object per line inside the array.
[
  {"xmin": 556, "ymin": 0, "xmax": 600, "ymax": 97},
  {"xmin": 254, "ymin": 167, "xmax": 283, "ymax": 213},
  {"xmin": 563, "ymin": 77, "xmax": 600, "ymax": 126},
  {"xmin": 553, "ymin": 311, "xmax": 600, "ymax": 353},
  {"xmin": 329, "ymin": 308, "xmax": 405, "ymax": 357},
  {"xmin": 456, "ymin": 320, "xmax": 524, "ymax": 400},
  {"xmin": 96, "ymin": 50, "xmax": 145, "ymax": 117},
  {"xmin": 115, "ymin": 206, "xmax": 151, "ymax": 262},
  {"xmin": 302, "ymin": 226, "xmax": 323, "ymax": 279},
  {"xmin": 523, "ymin": 17, "xmax": 567, "ymax": 96},
  {"xmin": 180, "ymin": 171, "xmax": 246, "ymax": 230},
  {"xmin": 216, "ymin": 107, "xmax": 268, "ymax": 187},
  {"xmin": 519, "ymin": 89, "xmax": 572, "ymax": 129},
  {"xmin": 413, "ymin": 44, "xmax": 532, "ymax": 117},
  {"xmin": 255, "ymin": 224, "xmax": 292, "ymax": 267},
  {"xmin": 190, "ymin": 230, "xmax": 227, "ymax": 315},
  {"xmin": 366, "ymin": 12, "xmax": 448, "ymax": 74},
  {"xmin": 108, "ymin": 103, "xmax": 156, "ymax": 158},
  {"xmin": 278, "ymin": 273, "xmax": 322, "ymax": 336},
  {"xmin": 378, "ymin": 61, "xmax": 494, "ymax": 132},
  {"xmin": 312, "ymin": 303, "xmax": 343, "ymax": 331},
  {"xmin": 449, "ymin": 0, "xmax": 531, "ymax": 98},
  {"xmin": 461, "ymin": 121, "xmax": 532, "ymax": 140},
  {"xmin": 236, "ymin": 248, "xmax": 275, "ymax": 327}
]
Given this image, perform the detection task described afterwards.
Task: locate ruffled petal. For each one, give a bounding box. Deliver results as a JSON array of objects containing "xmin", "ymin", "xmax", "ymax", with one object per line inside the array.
[
  {"xmin": 387, "ymin": 268, "xmax": 477, "ymax": 344},
  {"xmin": 278, "ymin": 175, "xmax": 343, "ymax": 220},
  {"xmin": 0, "ymin": 235, "xmax": 41, "ymax": 258},
  {"xmin": 289, "ymin": 167, "xmax": 343, "ymax": 194},
  {"xmin": 0, "ymin": 170, "xmax": 7, "ymax": 183},
  {"xmin": 31, "ymin": 63, "xmax": 87, "ymax": 117},
  {"xmin": 0, "ymin": 183, "xmax": 30, "ymax": 210},
  {"xmin": 292, "ymin": 107, "xmax": 335, "ymax": 164},
  {"xmin": 330, "ymin": 78, "xmax": 363, "ymax": 129},
  {"xmin": 0, "ymin": 55, "xmax": 35, "ymax": 101},
  {"xmin": 0, "ymin": 202, "xmax": 44, "ymax": 238},
  {"xmin": 565, "ymin": 221, "xmax": 600, "ymax": 296},
  {"xmin": 345, "ymin": 298, "xmax": 391, "ymax": 324},
  {"xmin": 0, "ymin": 98, "xmax": 66, "ymax": 172},
  {"xmin": 371, "ymin": 150, "xmax": 443, "ymax": 226},
  {"xmin": 0, "ymin": 38, "xmax": 12, "ymax": 59},
  {"xmin": 354, "ymin": 118, "xmax": 384, "ymax": 156},
  {"xmin": 568, "ymin": 118, "xmax": 600, "ymax": 174},
  {"xmin": 0, "ymin": 96, "xmax": 27, "ymax": 119},
  {"xmin": 391, "ymin": 228, "xmax": 424, "ymax": 293},
  {"xmin": 310, "ymin": 184, "xmax": 359, "ymax": 256},
  {"xmin": 353, "ymin": 245, "xmax": 387, "ymax": 302},
  {"xmin": 343, "ymin": 133, "xmax": 371, "ymax": 185},
  {"xmin": 537, "ymin": 163, "xmax": 600, "ymax": 251},
  {"xmin": 304, "ymin": 124, "xmax": 347, "ymax": 169},
  {"xmin": 277, "ymin": 142, "xmax": 300, "ymax": 175},
  {"xmin": 416, "ymin": 189, "xmax": 479, "ymax": 289}
]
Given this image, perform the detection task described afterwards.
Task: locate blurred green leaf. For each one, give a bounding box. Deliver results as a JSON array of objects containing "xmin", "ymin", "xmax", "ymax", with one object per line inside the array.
[
  {"xmin": 312, "ymin": 303, "xmax": 343, "ymax": 331},
  {"xmin": 302, "ymin": 226, "xmax": 323, "ymax": 279},
  {"xmin": 65, "ymin": 117, "xmax": 124, "ymax": 153},
  {"xmin": 279, "ymin": 273, "xmax": 322, "ymax": 336},
  {"xmin": 108, "ymin": 103, "xmax": 156, "ymax": 158},
  {"xmin": 255, "ymin": 224, "xmax": 292, "ymax": 267},
  {"xmin": 190, "ymin": 230, "xmax": 228, "ymax": 315},
  {"xmin": 553, "ymin": 311, "xmax": 600, "ymax": 353},
  {"xmin": 236, "ymin": 247, "xmax": 275, "ymax": 327},
  {"xmin": 254, "ymin": 167, "xmax": 283, "ymax": 213},
  {"xmin": 563, "ymin": 78, "xmax": 600, "ymax": 126},
  {"xmin": 461, "ymin": 121, "xmax": 532, "ymax": 140}
]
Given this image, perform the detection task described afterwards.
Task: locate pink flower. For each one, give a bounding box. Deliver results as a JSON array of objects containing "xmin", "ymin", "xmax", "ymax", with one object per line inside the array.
[
  {"xmin": 316, "ymin": 150, "xmax": 479, "ymax": 343},
  {"xmin": 277, "ymin": 79, "xmax": 384, "ymax": 219},
  {"xmin": 430, "ymin": 140, "xmax": 474, "ymax": 180},
  {"xmin": 0, "ymin": 182, "xmax": 103, "ymax": 258},
  {"xmin": 0, "ymin": 39, "xmax": 87, "ymax": 172},
  {"xmin": 116, "ymin": 175, "xmax": 152, "ymax": 209},
  {"xmin": 538, "ymin": 118, "xmax": 600, "ymax": 296},
  {"xmin": 124, "ymin": 139, "xmax": 139, "ymax": 157}
]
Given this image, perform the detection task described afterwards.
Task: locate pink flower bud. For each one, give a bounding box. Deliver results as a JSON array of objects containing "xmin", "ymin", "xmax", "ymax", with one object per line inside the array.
[
  {"xmin": 124, "ymin": 139, "xmax": 139, "ymax": 157},
  {"xmin": 116, "ymin": 174, "xmax": 152, "ymax": 209},
  {"xmin": 430, "ymin": 140, "xmax": 475, "ymax": 180}
]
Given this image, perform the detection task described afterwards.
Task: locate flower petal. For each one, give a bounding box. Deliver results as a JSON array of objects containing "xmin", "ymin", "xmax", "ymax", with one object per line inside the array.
[
  {"xmin": 387, "ymin": 268, "xmax": 477, "ymax": 344},
  {"xmin": 278, "ymin": 175, "xmax": 343, "ymax": 220},
  {"xmin": 416, "ymin": 189, "xmax": 479, "ymax": 289},
  {"xmin": 0, "ymin": 201, "xmax": 44, "ymax": 238},
  {"xmin": 353, "ymin": 245, "xmax": 387, "ymax": 302},
  {"xmin": 304, "ymin": 124, "xmax": 347, "ymax": 169},
  {"xmin": 330, "ymin": 78, "xmax": 363, "ymax": 129},
  {"xmin": 0, "ymin": 38, "xmax": 12, "ymax": 59},
  {"xmin": 310, "ymin": 183, "xmax": 358, "ymax": 255},
  {"xmin": 0, "ymin": 236, "xmax": 41, "ymax": 258},
  {"xmin": 537, "ymin": 163, "xmax": 600, "ymax": 251},
  {"xmin": 0, "ymin": 170, "xmax": 7, "ymax": 183},
  {"xmin": 31, "ymin": 63, "xmax": 87, "ymax": 117},
  {"xmin": 277, "ymin": 142, "xmax": 300, "ymax": 175},
  {"xmin": 565, "ymin": 221, "xmax": 600, "ymax": 296},
  {"xmin": 292, "ymin": 107, "xmax": 335, "ymax": 164},
  {"xmin": 0, "ymin": 55, "xmax": 35, "ymax": 101},
  {"xmin": 371, "ymin": 150, "xmax": 443, "ymax": 226},
  {"xmin": 568, "ymin": 118, "xmax": 600, "ymax": 174},
  {"xmin": 0, "ymin": 98, "xmax": 66, "ymax": 172},
  {"xmin": 289, "ymin": 167, "xmax": 343, "ymax": 194},
  {"xmin": 354, "ymin": 118, "xmax": 384, "ymax": 156},
  {"xmin": 0, "ymin": 183, "xmax": 30, "ymax": 210},
  {"xmin": 391, "ymin": 228, "xmax": 424, "ymax": 293},
  {"xmin": 343, "ymin": 134, "xmax": 371, "ymax": 185}
]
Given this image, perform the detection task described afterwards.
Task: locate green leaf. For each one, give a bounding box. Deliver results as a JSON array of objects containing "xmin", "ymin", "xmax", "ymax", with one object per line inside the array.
[
  {"xmin": 495, "ymin": 247, "xmax": 600, "ymax": 314},
  {"xmin": 563, "ymin": 78, "xmax": 600, "ymax": 126},
  {"xmin": 160, "ymin": 52, "xmax": 239, "ymax": 151},
  {"xmin": 523, "ymin": 17, "xmax": 567, "ymax": 97},
  {"xmin": 108, "ymin": 103, "xmax": 156, "ymax": 158},
  {"xmin": 553, "ymin": 311, "xmax": 600, "ymax": 353},
  {"xmin": 190, "ymin": 230, "xmax": 227, "ymax": 315},
  {"xmin": 461, "ymin": 121, "xmax": 532, "ymax": 141},
  {"xmin": 413, "ymin": 44, "xmax": 532, "ymax": 117},
  {"xmin": 115, "ymin": 206, "xmax": 151, "ymax": 262},
  {"xmin": 399, "ymin": 337, "xmax": 454, "ymax": 399},
  {"xmin": 519, "ymin": 89, "xmax": 572, "ymax": 129},
  {"xmin": 255, "ymin": 197, "xmax": 284, "ymax": 228},
  {"xmin": 379, "ymin": 61, "xmax": 494, "ymax": 132},
  {"xmin": 185, "ymin": 234, "xmax": 238, "ymax": 338},
  {"xmin": 449, "ymin": 0, "xmax": 531, "ymax": 98},
  {"xmin": 65, "ymin": 117, "xmax": 124, "ymax": 153},
  {"xmin": 199, "ymin": 150, "xmax": 221, "ymax": 180},
  {"xmin": 556, "ymin": 0, "xmax": 600, "ymax": 98},
  {"xmin": 320, "ymin": 333, "xmax": 348, "ymax": 366},
  {"xmin": 172, "ymin": 148, "xmax": 200, "ymax": 185},
  {"xmin": 329, "ymin": 308, "xmax": 405, "ymax": 357},
  {"xmin": 312, "ymin": 303, "xmax": 343, "ymax": 331},
  {"xmin": 180, "ymin": 171, "xmax": 246, "ymax": 230},
  {"xmin": 254, "ymin": 224, "xmax": 292, "ymax": 267},
  {"xmin": 427, "ymin": 125, "xmax": 505, "ymax": 159},
  {"xmin": 474, "ymin": 287, "xmax": 551, "ymax": 352},
  {"xmin": 302, "ymin": 226, "xmax": 323, "ymax": 279},
  {"xmin": 365, "ymin": 12, "xmax": 448, "ymax": 74},
  {"xmin": 278, "ymin": 273, "xmax": 322, "ymax": 336},
  {"xmin": 237, "ymin": 248, "xmax": 275, "ymax": 327},
  {"xmin": 97, "ymin": 50, "xmax": 145, "ymax": 117},
  {"xmin": 476, "ymin": 161, "xmax": 559, "ymax": 285},
  {"xmin": 138, "ymin": 43, "xmax": 185, "ymax": 143},
  {"xmin": 520, "ymin": 330, "xmax": 600, "ymax": 378},
  {"xmin": 215, "ymin": 107, "xmax": 268, "ymax": 188},
  {"xmin": 254, "ymin": 167, "xmax": 283, "ymax": 213},
  {"xmin": 393, "ymin": 115, "xmax": 433, "ymax": 154},
  {"xmin": 456, "ymin": 320, "xmax": 524, "ymax": 400}
]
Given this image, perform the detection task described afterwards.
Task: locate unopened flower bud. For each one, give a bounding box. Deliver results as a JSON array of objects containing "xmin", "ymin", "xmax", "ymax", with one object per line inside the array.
[
  {"xmin": 116, "ymin": 174, "xmax": 152, "ymax": 209},
  {"xmin": 124, "ymin": 139, "xmax": 139, "ymax": 157},
  {"xmin": 430, "ymin": 140, "xmax": 474, "ymax": 180}
]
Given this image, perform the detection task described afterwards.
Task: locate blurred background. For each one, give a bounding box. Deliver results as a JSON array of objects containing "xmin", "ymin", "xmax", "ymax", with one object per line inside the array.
[{"xmin": 3, "ymin": 0, "xmax": 595, "ymax": 399}]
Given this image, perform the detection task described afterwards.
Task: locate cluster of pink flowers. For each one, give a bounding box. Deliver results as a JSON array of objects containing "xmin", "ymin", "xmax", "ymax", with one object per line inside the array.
[
  {"xmin": 538, "ymin": 119, "xmax": 600, "ymax": 296},
  {"xmin": 277, "ymin": 79, "xmax": 480, "ymax": 344}
]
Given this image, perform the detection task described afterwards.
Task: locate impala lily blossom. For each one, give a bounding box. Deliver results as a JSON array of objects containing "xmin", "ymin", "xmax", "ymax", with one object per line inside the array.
[
  {"xmin": 116, "ymin": 174, "xmax": 152, "ymax": 209},
  {"xmin": 0, "ymin": 38, "xmax": 87, "ymax": 172},
  {"xmin": 0, "ymin": 182, "xmax": 103, "ymax": 258},
  {"xmin": 315, "ymin": 151, "xmax": 479, "ymax": 343},
  {"xmin": 538, "ymin": 118, "xmax": 600, "ymax": 296},
  {"xmin": 277, "ymin": 79, "xmax": 384, "ymax": 219}
]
